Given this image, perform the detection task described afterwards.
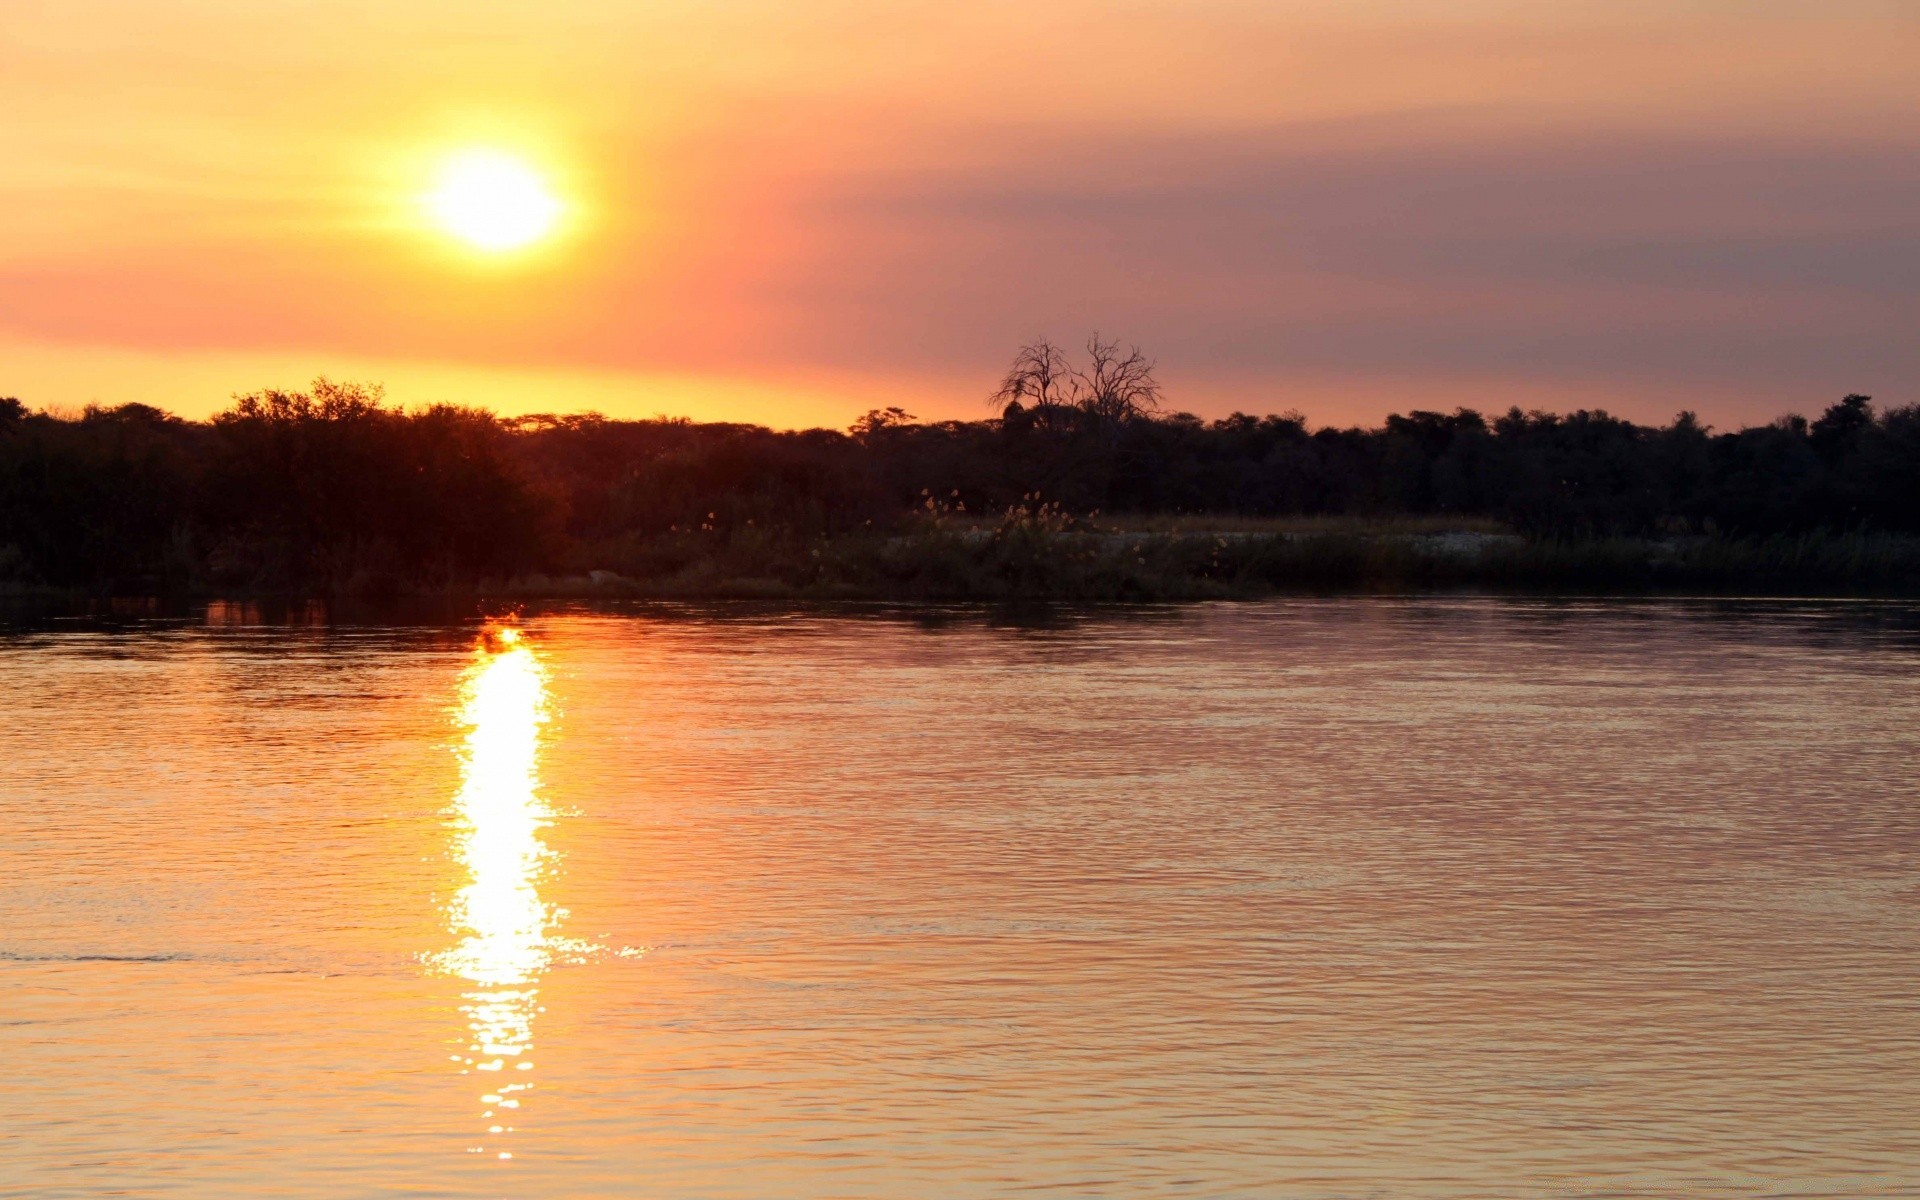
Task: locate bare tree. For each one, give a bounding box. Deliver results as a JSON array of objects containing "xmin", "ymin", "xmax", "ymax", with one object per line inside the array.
[
  {"xmin": 1072, "ymin": 333, "xmax": 1161, "ymax": 424},
  {"xmin": 990, "ymin": 335, "xmax": 1163, "ymax": 429},
  {"xmin": 990, "ymin": 339, "xmax": 1074, "ymax": 420}
]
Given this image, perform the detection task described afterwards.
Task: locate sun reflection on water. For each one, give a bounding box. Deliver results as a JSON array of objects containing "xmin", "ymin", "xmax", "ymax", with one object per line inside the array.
[{"xmin": 439, "ymin": 625, "xmax": 552, "ymax": 1160}]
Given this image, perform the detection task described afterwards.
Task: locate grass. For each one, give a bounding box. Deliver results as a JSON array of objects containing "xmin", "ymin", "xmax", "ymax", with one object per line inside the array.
[
  {"xmin": 15, "ymin": 517, "xmax": 1920, "ymax": 605},
  {"xmin": 1070, "ymin": 513, "xmax": 1511, "ymax": 536},
  {"xmin": 540, "ymin": 518, "xmax": 1920, "ymax": 601}
]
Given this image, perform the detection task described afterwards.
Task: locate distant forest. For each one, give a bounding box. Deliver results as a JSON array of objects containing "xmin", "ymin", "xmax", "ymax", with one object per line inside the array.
[{"xmin": 2, "ymin": 346, "xmax": 1917, "ymax": 595}]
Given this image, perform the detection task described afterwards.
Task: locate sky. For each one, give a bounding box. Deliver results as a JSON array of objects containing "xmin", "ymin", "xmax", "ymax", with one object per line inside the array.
[{"xmin": 2, "ymin": 1, "xmax": 1917, "ymax": 430}]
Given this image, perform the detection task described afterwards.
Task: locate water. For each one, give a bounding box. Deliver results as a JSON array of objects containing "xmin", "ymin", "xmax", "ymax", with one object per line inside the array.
[{"xmin": 4, "ymin": 598, "xmax": 1920, "ymax": 1198}]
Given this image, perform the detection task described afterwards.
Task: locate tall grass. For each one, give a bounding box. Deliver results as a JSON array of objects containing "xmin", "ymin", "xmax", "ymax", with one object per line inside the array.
[{"xmin": 550, "ymin": 519, "xmax": 1920, "ymax": 601}]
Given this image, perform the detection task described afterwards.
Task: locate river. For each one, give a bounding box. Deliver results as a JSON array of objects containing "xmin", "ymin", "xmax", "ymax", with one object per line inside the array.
[{"xmin": 5, "ymin": 598, "xmax": 1918, "ymax": 1197}]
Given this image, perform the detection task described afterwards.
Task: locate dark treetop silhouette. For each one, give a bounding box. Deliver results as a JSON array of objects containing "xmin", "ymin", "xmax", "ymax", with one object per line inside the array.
[{"xmin": 2, "ymin": 344, "xmax": 1917, "ymax": 597}]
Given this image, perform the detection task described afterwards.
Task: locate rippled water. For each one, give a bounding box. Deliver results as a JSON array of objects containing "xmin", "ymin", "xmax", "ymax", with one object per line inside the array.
[{"xmin": 5, "ymin": 598, "xmax": 1920, "ymax": 1198}]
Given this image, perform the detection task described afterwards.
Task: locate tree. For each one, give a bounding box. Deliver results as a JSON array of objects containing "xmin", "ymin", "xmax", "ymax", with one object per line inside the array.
[
  {"xmin": 990, "ymin": 334, "xmax": 1163, "ymax": 427},
  {"xmin": 850, "ymin": 406, "xmax": 916, "ymax": 440},
  {"xmin": 1810, "ymin": 393, "xmax": 1873, "ymax": 462},
  {"xmin": 990, "ymin": 339, "xmax": 1074, "ymax": 424},
  {"xmin": 1073, "ymin": 334, "xmax": 1162, "ymax": 424}
]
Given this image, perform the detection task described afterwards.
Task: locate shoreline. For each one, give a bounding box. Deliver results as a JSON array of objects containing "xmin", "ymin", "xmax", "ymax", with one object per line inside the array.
[{"xmin": 9, "ymin": 528, "xmax": 1920, "ymax": 607}]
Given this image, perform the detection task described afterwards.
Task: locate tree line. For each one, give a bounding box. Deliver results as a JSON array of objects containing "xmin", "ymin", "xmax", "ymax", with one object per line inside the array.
[{"xmin": 1, "ymin": 342, "xmax": 1915, "ymax": 592}]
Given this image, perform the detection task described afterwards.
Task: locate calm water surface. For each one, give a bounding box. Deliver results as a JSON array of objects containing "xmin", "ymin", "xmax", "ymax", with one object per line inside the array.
[{"xmin": 4, "ymin": 599, "xmax": 1920, "ymax": 1198}]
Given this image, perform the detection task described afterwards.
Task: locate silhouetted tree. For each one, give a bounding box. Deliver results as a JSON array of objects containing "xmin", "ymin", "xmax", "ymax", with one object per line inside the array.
[
  {"xmin": 850, "ymin": 407, "xmax": 917, "ymax": 440},
  {"xmin": 991, "ymin": 339, "xmax": 1075, "ymax": 428},
  {"xmin": 1073, "ymin": 334, "xmax": 1162, "ymax": 424},
  {"xmin": 2, "ymin": 370, "xmax": 1916, "ymax": 594},
  {"xmin": 1811, "ymin": 394, "xmax": 1874, "ymax": 461}
]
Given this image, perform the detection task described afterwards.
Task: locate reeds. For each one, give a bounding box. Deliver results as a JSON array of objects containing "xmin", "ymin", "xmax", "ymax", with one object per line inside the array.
[{"xmin": 552, "ymin": 523, "xmax": 1920, "ymax": 601}]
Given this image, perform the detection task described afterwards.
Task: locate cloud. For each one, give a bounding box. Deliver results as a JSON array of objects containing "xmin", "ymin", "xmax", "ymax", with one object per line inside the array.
[{"xmin": 770, "ymin": 118, "xmax": 1920, "ymax": 395}]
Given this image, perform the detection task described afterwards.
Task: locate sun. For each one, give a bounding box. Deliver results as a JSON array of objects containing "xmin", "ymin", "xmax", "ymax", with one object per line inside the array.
[{"xmin": 426, "ymin": 150, "xmax": 563, "ymax": 253}]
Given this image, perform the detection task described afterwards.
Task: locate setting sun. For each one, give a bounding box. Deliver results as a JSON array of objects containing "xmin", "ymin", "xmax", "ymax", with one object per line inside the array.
[{"xmin": 426, "ymin": 150, "xmax": 562, "ymax": 253}]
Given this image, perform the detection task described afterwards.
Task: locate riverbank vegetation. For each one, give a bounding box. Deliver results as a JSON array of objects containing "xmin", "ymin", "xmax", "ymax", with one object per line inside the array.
[{"xmin": 3, "ymin": 345, "xmax": 1917, "ymax": 599}]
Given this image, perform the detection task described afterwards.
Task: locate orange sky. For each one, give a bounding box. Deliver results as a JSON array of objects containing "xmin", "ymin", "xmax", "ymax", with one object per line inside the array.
[{"xmin": 3, "ymin": 1, "xmax": 1917, "ymax": 429}]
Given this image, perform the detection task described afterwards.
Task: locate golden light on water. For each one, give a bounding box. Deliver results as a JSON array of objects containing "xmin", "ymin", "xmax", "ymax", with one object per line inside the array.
[
  {"xmin": 426, "ymin": 150, "xmax": 563, "ymax": 253},
  {"xmin": 441, "ymin": 624, "xmax": 552, "ymax": 1159}
]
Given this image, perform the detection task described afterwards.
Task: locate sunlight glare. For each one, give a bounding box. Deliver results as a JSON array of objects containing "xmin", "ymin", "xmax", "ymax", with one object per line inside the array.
[
  {"xmin": 427, "ymin": 151, "xmax": 562, "ymax": 253},
  {"xmin": 440, "ymin": 625, "xmax": 552, "ymax": 1160}
]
